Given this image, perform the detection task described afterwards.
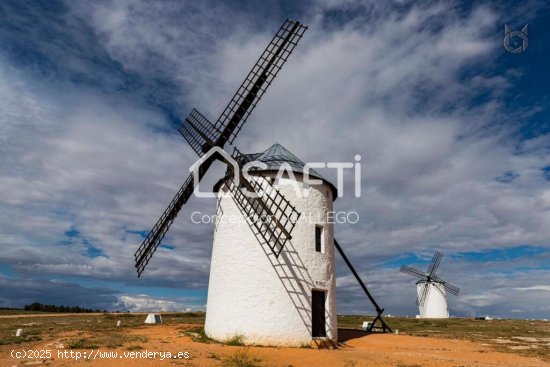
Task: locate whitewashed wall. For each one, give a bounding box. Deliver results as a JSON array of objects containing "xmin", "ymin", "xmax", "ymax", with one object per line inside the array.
[
  {"xmin": 417, "ymin": 282, "xmax": 449, "ymax": 318},
  {"xmin": 204, "ymin": 172, "xmax": 337, "ymax": 346}
]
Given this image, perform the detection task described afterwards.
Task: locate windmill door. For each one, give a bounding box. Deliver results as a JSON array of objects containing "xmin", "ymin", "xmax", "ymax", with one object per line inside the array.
[{"xmin": 311, "ymin": 290, "xmax": 326, "ymax": 337}]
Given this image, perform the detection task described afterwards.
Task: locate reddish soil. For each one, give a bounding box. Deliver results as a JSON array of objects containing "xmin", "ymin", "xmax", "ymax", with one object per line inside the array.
[{"xmin": 2, "ymin": 324, "xmax": 549, "ymax": 367}]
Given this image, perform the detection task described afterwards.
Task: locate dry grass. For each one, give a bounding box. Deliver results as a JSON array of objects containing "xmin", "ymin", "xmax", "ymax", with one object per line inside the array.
[
  {"xmin": 1, "ymin": 311, "xmax": 549, "ymax": 362},
  {"xmin": 339, "ymin": 315, "xmax": 550, "ymax": 362},
  {"xmin": 0, "ymin": 312, "xmax": 204, "ymax": 349},
  {"xmin": 224, "ymin": 334, "xmax": 246, "ymax": 346},
  {"xmin": 221, "ymin": 348, "xmax": 262, "ymax": 367},
  {"xmin": 181, "ymin": 325, "xmax": 214, "ymax": 343},
  {"xmin": 0, "ymin": 309, "xmax": 48, "ymax": 315}
]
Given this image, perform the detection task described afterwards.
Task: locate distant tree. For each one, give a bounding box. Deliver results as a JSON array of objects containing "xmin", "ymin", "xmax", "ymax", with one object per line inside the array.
[
  {"xmin": 23, "ymin": 302, "xmax": 101, "ymax": 313},
  {"xmin": 25, "ymin": 302, "xmax": 42, "ymax": 311}
]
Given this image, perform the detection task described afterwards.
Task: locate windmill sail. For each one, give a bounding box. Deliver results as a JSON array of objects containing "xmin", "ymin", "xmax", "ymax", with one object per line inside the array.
[
  {"xmin": 134, "ymin": 156, "xmax": 215, "ymax": 276},
  {"xmin": 225, "ymin": 174, "xmax": 300, "ymax": 257},
  {"xmin": 400, "ymin": 265, "xmax": 428, "ymax": 280},
  {"xmin": 134, "ymin": 19, "xmax": 308, "ymax": 276},
  {"xmin": 417, "ymin": 282, "xmax": 431, "ymax": 307},
  {"xmin": 215, "ymin": 19, "xmax": 307, "ymax": 145},
  {"xmin": 427, "ymin": 251, "xmax": 443, "ymax": 277},
  {"xmin": 432, "ymin": 275, "xmax": 461, "ymax": 295},
  {"xmin": 179, "ymin": 108, "xmax": 220, "ymax": 156}
]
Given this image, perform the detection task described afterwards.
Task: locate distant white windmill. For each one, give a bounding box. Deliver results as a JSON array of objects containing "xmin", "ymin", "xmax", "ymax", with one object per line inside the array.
[{"xmin": 400, "ymin": 251, "xmax": 460, "ymax": 318}]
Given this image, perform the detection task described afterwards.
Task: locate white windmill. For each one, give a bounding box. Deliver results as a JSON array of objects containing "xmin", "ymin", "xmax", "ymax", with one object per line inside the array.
[
  {"xmin": 400, "ymin": 251, "xmax": 460, "ymax": 318},
  {"xmin": 132, "ymin": 19, "xmax": 391, "ymax": 347},
  {"xmin": 205, "ymin": 143, "xmax": 338, "ymax": 346}
]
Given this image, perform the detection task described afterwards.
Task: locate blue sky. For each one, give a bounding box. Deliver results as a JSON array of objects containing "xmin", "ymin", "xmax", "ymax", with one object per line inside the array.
[{"xmin": 0, "ymin": 0, "xmax": 549, "ymax": 318}]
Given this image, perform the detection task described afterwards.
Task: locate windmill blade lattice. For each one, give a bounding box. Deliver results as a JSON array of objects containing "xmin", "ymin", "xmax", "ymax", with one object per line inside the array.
[
  {"xmin": 134, "ymin": 19, "xmax": 308, "ymax": 276},
  {"xmin": 225, "ymin": 174, "xmax": 300, "ymax": 257},
  {"xmin": 432, "ymin": 275, "xmax": 461, "ymax": 296},
  {"xmin": 417, "ymin": 282, "xmax": 431, "ymax": 307},
  {"xmin": 427, "ymin": 251, "xmax": 443, "ymax": 277},
  {"xmin": 400, "ymin": 265, "xmax": 428, "ymax": 280},
  {"xmin": 214, "ymin": 20, "xmax": 307, "ymax": 145},
  {"xmin": 134, "ymin": 170, "xmax": 197, "ymax": 277},
  {"xmin": 179, "ymin": 108, "xmax": 220, "ymax": 156}
]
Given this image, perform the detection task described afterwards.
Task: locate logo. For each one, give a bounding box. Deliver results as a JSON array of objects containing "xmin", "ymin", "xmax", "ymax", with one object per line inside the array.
[
  {"xmin": 503, "ymin": 24, "xmax": 528, "ymax": 54},
  {"xmin": 189, "ymin": 146, "xmax": 240, "ymax": 198},
  {"xmin": 190, "ymin": 147, "xmax": 362, "ymax": 199}
]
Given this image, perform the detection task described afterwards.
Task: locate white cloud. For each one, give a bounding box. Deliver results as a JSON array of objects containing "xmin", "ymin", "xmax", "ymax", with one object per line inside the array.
[
  {"xmin": 516, "ymin": 286, "xmax": 550, "ymax": 292},
  {"xmin": 117, "ymin": 294, "xmax": 202, "ymax": 312}
]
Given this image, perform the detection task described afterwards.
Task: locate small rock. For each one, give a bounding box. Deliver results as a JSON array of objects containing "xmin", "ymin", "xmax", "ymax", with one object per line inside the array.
[{"xmin": 23, "ymin": 360, "xmax": 49, "ymax": 366}]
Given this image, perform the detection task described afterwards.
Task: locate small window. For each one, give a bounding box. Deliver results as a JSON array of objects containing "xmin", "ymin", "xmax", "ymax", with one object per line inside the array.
[{"xmin": 315, "ymin": 225, "xmax": 323, "ymax": 253}]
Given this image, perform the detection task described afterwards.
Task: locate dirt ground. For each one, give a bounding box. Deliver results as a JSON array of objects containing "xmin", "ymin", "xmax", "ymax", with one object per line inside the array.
[{"xmin": 2, "ymin": 322, "xmax": 549, "ymax": 367}]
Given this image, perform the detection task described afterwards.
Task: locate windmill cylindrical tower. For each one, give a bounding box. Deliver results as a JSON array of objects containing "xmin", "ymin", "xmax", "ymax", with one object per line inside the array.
[
  {"xmin": 204, "ymin": 143, "xmax": 338, "ymax": 347},
  {"xmin": 416, "ymin": 281, "xmax": 449, "ymax": 318}
]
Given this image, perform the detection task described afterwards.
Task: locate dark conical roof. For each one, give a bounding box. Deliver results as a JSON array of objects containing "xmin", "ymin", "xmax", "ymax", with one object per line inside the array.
[
  {"xmin": 255, "ymin": 143, "xmax": 323, "ymax": 177},
  {"xmin": 230, "ymin": 143, "xmax": 337, "ymax": 200}
]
